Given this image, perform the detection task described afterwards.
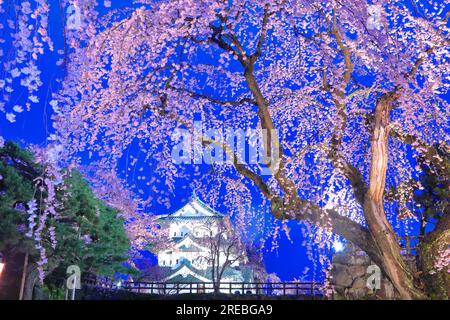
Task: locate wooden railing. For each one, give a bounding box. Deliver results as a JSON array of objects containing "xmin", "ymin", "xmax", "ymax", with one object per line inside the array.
[
  {"xmin": 399, "ymin": 235, "xmax": 423, "ymax": 257},
  {"xmin": 82, "ymin": 236, "xmax": 423, "ymax": 299},
  {"xmin": 83, "ymin": 278, "xmax": 324, "ymax": 298}
]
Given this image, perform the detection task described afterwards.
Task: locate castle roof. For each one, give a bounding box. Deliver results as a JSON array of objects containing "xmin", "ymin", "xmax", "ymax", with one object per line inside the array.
[
  {"xmin": 156, "ymin": 194, "xmax": 224, "ymax": 221},
  {"xmin": 166, "ymin": 274, "xmax": 204, "ymax": 283},
  {"xmin": 174, "ymin": 235, "xmax": 207, "ymax": 252},
  {"xmin": 160, "ymin": 259, "xmax": 251, "ymax": 283}
]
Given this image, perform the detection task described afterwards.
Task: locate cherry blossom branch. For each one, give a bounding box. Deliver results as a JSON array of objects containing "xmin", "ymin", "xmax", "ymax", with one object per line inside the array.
[
  {"xmin": 330, "ymin": 8, "xmax": 354, "ymax": 85},
  {"xmin": 250, "ymin": 4, "xmax": 272, "ymax": 62},
  {"xmin": 390, "ymin": 127, "xmax": 449, "ymax": 177},
  {"xmin": 168, "ymin": 86, "xmax": 257, "ymax": 107}
]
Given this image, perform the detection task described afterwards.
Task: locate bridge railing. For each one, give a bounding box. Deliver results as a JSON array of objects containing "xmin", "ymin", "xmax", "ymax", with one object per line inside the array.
[
  {"xmin": 399, "ymin": 235, "xmax": 423, "ymax": 257},
  {"xmin": 83, "ymin": 278, "xmax": 324, "ymax": 297}
]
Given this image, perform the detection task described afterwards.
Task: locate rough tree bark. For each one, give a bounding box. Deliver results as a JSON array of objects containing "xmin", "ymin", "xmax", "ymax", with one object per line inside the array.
[
  {"xmin": 362, "ymin": 94, "xmax": 425, "ymax": 299},
  {"xmin": 22, "ymin": 262, "xmax": 39, "ymax": 300}
]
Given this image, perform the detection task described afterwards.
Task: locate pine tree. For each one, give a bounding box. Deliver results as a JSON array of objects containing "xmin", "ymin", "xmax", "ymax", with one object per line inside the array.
[{"xmin": 0, "ymin": 142, "xmax": 132, "ymax": 299}]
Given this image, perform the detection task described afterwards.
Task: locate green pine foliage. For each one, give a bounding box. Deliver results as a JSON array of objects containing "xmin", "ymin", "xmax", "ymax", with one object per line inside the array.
[
  {"xmin": 0, "ymin": 141, "xmax": 133, "ymax": 296},
  {"xmin": 0, "ymin": 141, "xmax": 39, "ymax": 252},
  {"xmin": 47, "ymin": 171, "xmax": 131, "ymax": 277}
]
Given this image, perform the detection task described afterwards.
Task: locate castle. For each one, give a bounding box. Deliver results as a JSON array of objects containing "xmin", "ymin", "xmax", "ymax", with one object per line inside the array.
[{"xmin": 151, "ymin": 193, "xmax": 256, "ymax": 293}]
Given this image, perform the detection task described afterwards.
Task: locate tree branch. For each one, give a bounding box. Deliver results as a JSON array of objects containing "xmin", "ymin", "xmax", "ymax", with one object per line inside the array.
[
  {"xmin": 169, "ymin": 86, "xmax": 257, "ymax": 107},
  {"xmin": 251, "ymin": 4, "xmax": 271, "ymax": 62}
]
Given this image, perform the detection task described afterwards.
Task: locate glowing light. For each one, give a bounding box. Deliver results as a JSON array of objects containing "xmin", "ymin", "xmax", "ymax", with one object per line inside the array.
[
  {"xmin": 0, "ymin": 253, "xmax": 4, "ymax": 276},
  {"xmin": 333, "ymin": 241, "xmax": 344, "ymax": 252}
]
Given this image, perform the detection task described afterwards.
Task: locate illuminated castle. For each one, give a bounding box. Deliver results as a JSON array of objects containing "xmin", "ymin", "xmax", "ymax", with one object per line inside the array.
[{"xmin": 153, "ymin": 193, "xmax": 254, "ymax": 292}]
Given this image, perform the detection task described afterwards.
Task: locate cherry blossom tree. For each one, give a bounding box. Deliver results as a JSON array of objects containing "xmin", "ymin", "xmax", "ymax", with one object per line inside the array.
[{"xmin": 1, "ymin": 0, "xmax": 449, "ymax": 299}]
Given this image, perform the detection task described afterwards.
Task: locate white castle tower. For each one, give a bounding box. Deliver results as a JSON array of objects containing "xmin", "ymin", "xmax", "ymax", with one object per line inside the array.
[{"xmin": 153, "ymin": 193, "xmax": 253, "ymax": 290}]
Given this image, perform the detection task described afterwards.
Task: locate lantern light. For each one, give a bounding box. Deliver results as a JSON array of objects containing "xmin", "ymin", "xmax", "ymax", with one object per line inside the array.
[
  {"xmin": 333, "ymin": 241, "xmax": 344, "ymax": 252},
  {"xmin": 0, "ymin": 253, "xmax": 5, "ymax": 276}
]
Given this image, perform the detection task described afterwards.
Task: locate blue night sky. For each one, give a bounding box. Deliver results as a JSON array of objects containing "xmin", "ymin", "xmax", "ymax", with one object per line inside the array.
[
  {"xmin": 0, "ymin": 4, "xmax": 327, "ymax": 283},
  {"xmin": 0, "ymin": 1, "xmax": 437, "ymax": 282}
]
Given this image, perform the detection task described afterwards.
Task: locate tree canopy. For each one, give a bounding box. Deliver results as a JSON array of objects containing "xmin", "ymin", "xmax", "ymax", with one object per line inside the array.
[{"xmin": 0, "ymin": 0, "xmax": 449, "ymax": 299}]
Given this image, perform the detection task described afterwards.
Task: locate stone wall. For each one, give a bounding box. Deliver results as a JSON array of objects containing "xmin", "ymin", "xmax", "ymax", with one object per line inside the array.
[{"xmin": 330, "ymin": 243, "xmax": 396, "ymax": 299}]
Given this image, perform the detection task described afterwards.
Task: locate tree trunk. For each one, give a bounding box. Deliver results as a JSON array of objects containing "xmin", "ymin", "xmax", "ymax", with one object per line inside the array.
[
  {"xmin": 363, "ymin": 94, "xmax": 425, "ymax": 299},
  {"xmin": 19, "ymin": 252, "xmax": 29, "ymax": 299},
  {"xmin": 22, "ymin": 263, "xmax": 39, "ymax": 300},
  {"xmin": 213, "ymin": 285, "xmax": 220, "ymax": 295}
]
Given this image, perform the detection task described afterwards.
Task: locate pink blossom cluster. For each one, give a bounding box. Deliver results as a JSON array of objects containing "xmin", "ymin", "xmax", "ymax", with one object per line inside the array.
[
  {"xmin": 25, "ymin": 144, "xmax": 65, "ymax": 282},
  {"xmin": 430, "ymin": 244, "xmax": 450, "ymax": 275},
  {"xmin": 1, "ymin": 1, "xmax": 53, "ymax": 121}
]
